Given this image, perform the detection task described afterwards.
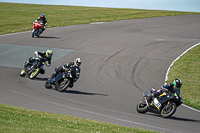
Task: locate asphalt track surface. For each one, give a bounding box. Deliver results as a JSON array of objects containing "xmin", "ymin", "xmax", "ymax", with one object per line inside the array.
[{"xmin": 0, "ymin": 15, "xmax": 200, "ymax": 133}]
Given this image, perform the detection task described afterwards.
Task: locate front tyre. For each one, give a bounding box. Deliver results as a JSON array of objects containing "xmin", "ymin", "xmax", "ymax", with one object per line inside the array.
[
  {"xmin": 45, "ymin": 80, "xmax": 51, "ymax": 89},
  {"xmin": 57, "ymin": 79, "xmax": 70, "ymax": 92},
  {"xmin": 161, "ymin": 102, "xmax": 177, "ymax": 118},
  {"xmin": 30, "ymin": 68, "xmax": 40, "ymax": 80},
  {"xmin": 20, "ymin": 69, "xmax": 26, "ymax": 77},
  {"xmin": 136, "ymin": 100, "xmax": 148, "ymax": 113},
  {"xmin": 32, "ymin": 29, "xmax": 36, "ymax": 37}
]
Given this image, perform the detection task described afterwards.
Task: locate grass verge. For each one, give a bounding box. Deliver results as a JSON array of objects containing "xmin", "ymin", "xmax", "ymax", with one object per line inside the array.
[
  {"xmin": 0, "ymin": 103, "xmax": 157, "ymax": 133},
  {"xmin": 166, "ymin": 45, "xmax": 200, "ymax": 110},
  {"xmin": 0, "ymin": 2, "xmax": 199, "ymax": 35}
]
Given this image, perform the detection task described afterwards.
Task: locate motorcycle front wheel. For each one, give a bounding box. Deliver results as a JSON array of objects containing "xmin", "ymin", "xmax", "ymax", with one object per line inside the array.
[
  {"xmin": 29, "ymin": 68, "xmax": 40, "ymax": 80},
  {"xmin": 136, "ymin": 99, "xmax": 148, "ymax": 113},
  {"xmin": 57, "ymin": 79, "xmax": 71, "ymax": 92},
  {"xmin": 32, "ymin": 29, "xmax": 36, "ymax": 37},
  {"xmin": 20, "ymin": 69, "xmax": 26, "ymax": 77},
  {"xmin": 45, "ymin": 79, "xmax": 51, "ymax": 89},
  {"xmin": 161, "ymin": 102, "xmax": 177, "ymax": 118}
]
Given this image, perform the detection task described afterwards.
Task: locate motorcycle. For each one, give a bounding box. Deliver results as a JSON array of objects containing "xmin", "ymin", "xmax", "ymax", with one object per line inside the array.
[
  {"xmin": 20, "ymin": 57, "xmax": 47, "ymax": 80},
  {"xmin": 32, "ymin": 20, "xmax": 45, "ymax": 37},
  {"xmin": 45, "ymin": 67, "xmax": 76, "ymax": 92},
  {"xmin": 136, "ymin": 88, "xmax": 183, "ymax": 118}
]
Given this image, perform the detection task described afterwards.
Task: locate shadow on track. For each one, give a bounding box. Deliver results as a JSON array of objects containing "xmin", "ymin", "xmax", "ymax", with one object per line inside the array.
[
  {"xmin": 37, "ymin": 36, "xmax": 61, "ymax": 39},
  {"xmin": 145, "ymin": 113, "xmax": 200, "ymax": 123},
  {"xmin": 169, "ymin": 116, "xmax": 200, "ymax": 123},
  {"xmin": 34, "ymin": 77, "xmax": 49, "ymax": 81},
  {"xmin": 63, "ymin": 90, "xmax": 109, "ymax": 96}
]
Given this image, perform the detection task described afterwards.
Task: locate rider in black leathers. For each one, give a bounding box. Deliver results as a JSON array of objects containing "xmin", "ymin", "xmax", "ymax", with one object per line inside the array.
[
  {"xmin": 50, "ymin": 57, "xmax": 82, "ymax": 88},
  {"xmin": 151, "ymin": 79, "xmax": 183, "ymax": 98},
  {"xmin": 37, "ymin": 14, "xmax": 47, "ymax": 33},
  {"xmin": 24, "ymin": 50, "xmax": 53, "ymax": 74}
]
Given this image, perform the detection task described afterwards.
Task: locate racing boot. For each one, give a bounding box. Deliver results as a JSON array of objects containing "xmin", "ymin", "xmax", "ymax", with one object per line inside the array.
[{"xmin": 40, "ymin": 68, "xmax": 45, "ymax": 74}]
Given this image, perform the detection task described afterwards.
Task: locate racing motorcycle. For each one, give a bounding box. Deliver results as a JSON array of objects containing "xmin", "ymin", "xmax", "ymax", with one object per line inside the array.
[
  {"xmin": 32, "ymin": 20, "xmax": 45, "ymax": 37},
  {"xmin": 20, "ymin": 57, "xmax": 47, "ymax": 80},
  {"xmin": 136, "ymin": 88, "xmax": 183, "ymax": 118},
  {"xmin": 45, "ymin": 67, "xmax": 76, "ymax": 92}
]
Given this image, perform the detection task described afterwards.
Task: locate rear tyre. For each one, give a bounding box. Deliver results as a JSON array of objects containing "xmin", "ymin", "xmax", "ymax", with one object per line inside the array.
[
  {"xmin": 136, "ymin": 100, "xmax": 148, "ymax": 113},
  {"xmin": 57, "ymin": 79, "xmax": 70, "ymax": 92},
  {"xmin": 161, "ymin": 102, "xmax": 177, "ymax": 118}
]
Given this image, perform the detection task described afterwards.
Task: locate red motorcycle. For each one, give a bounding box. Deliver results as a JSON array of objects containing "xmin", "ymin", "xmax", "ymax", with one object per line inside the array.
[{"xmin": 32, "ymin": 21, "xmax": 45, "ymax": 37}]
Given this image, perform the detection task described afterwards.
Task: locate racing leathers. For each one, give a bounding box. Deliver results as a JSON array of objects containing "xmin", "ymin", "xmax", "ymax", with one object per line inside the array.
[
  {"xmin": 51, "ymin": 62, "xmax": 81, "ymax": 88},
  {"xmin": 151, "ymin": 83, "xmax": 180, "ymax": 99},
  {"xmin": 37, "ymin": 16, "xmax": 47, "ymax": 33},
  {"xmin": 24, "ymin": 51, "xmax": 51, "ymax": 74}
]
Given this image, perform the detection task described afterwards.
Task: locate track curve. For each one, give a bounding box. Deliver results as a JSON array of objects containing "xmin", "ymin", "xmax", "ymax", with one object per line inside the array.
[{"xmin": 0, "ymin": 15, "xmax": 200, "ymax": 133}]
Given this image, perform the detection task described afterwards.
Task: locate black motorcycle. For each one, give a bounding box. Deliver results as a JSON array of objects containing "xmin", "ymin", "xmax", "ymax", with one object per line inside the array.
[
  {"xmin": 45, "ymin": 67, "xmax": 75, "ymax": 92},
  {"xmin": 136, "ymin": 88, "xmax": 183, "ymax": 118},
  {"xmin": 20, "ymin": 58, "xmax": 46, "ymax": 79}
]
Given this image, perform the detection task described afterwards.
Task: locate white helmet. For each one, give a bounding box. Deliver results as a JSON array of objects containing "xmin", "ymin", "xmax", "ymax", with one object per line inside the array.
[{"xmin": 74, "ymin": 57, "xmax": 82, "ymax": 67}]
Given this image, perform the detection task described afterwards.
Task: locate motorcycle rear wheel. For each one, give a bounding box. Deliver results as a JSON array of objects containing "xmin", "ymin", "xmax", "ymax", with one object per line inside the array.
[
  {"xmin": 136, "ymin": 100, "xmax": 148, "ymax": 113},
  {"xmin": 161, "ymin": 102, "xmax": 177, "ymax": 118},
  {"xmin": 57, "ymin": 79, "xmax": 70, "ymax": 92}
]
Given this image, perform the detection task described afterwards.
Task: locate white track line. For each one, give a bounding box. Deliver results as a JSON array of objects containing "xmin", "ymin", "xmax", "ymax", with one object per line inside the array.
[
  {"xmin": 0, "ymin": 31, "xmax": 31, "ymax": 37},
  {"xmin": 165, "ymin": 42, "xmax": 200, "ymax": 113}
]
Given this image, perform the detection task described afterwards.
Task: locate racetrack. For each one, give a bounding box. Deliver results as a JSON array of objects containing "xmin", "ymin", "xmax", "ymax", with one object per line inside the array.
[{"xmin": 0, "ymin": 15, "xmax": 200, "ymax": 133}]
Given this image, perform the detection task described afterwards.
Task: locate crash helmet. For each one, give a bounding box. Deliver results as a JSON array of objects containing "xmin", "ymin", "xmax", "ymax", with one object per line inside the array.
[
  {"xmin": 74, "ymin": 57, "xmax": 82, "ymax": 67},
  {"xmin": 40, "ymin": 14, "xmax": 45, "ymax": 18},
  {"xmin": 46, "ymin": 49, "xmax": 53, "ymax": 58},
  {"xmin": 173, "ymin": 79, "xmax": 182, "ymax": 89}
]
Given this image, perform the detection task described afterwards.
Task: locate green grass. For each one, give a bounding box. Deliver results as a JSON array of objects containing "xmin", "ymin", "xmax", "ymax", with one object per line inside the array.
[
  {"xmin": 167, "ymin": 45, "xmax": 200, "ymax": 110},
  {"xmin": 0, "ymin": 2, "xmax": 200, "ymax": 132},
  {"xmin": 0, "ymin": 2, "xmax": 199, "ymax": 35},
  {"xmin": 0, "ymin": 103, "xmax": 157, "ymax": 133}
]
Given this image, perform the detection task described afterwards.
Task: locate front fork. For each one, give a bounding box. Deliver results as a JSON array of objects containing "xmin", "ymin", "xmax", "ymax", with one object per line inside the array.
[
  {"xmin": 144, "ymin": 97, "xmax": 149, "ymax": 106},
  {"xmin": 32, "ymin": 28, "xmax": 41, "ymax": 35},
  {"xmin": 166, "ymin": 101, "xmax": 171, "ymax": 108},
  {"xmin": 32, "ymin": 27, "xmax": 35, "ymax": 32}
]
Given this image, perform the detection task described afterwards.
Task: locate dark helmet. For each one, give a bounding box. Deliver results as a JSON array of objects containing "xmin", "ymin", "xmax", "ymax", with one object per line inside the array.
[
  {"xmin": 45, "ymin": 49, "xmax": 53, "ymax": 58},
  {"xmin": 173, "ymin": 79, "xmax": 182, "ymax": 89},
  {"xmin": 74, "ymin": 57, "xmax": 82, "ymax": 67},
  {"xmin": 40, "ymin": 14, "xmax": 45, "ymax": 18}
]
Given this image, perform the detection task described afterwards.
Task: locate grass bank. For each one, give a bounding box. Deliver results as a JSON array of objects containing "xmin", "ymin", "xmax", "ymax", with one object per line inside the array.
[
  {"xmin": 0, "ymin": 2, "xmax": 199, "ymax": 35},
  {"xmin": 0, "ymin": 103, "xmax": 157, "ymax": 133},
  {"xmin": 167, "ymin": 44, "xmax": 200, "ymax": 110}
]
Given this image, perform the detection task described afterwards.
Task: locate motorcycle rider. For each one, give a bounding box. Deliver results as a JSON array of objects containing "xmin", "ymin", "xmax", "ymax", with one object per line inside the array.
[
  {"xmin": 24, "ymin": 49, "xmax": 53, "ymax": 74},
  {"xmin": 36, "ymin": 14, "xmax": 47, "ymax": 34},
  {"xmin": 151, "ymin": 79, "xmax": 183, "ymax": 99},
  {"xmin": 49, "ymin": 57, "xmax": 82, "ymax": 88}
]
